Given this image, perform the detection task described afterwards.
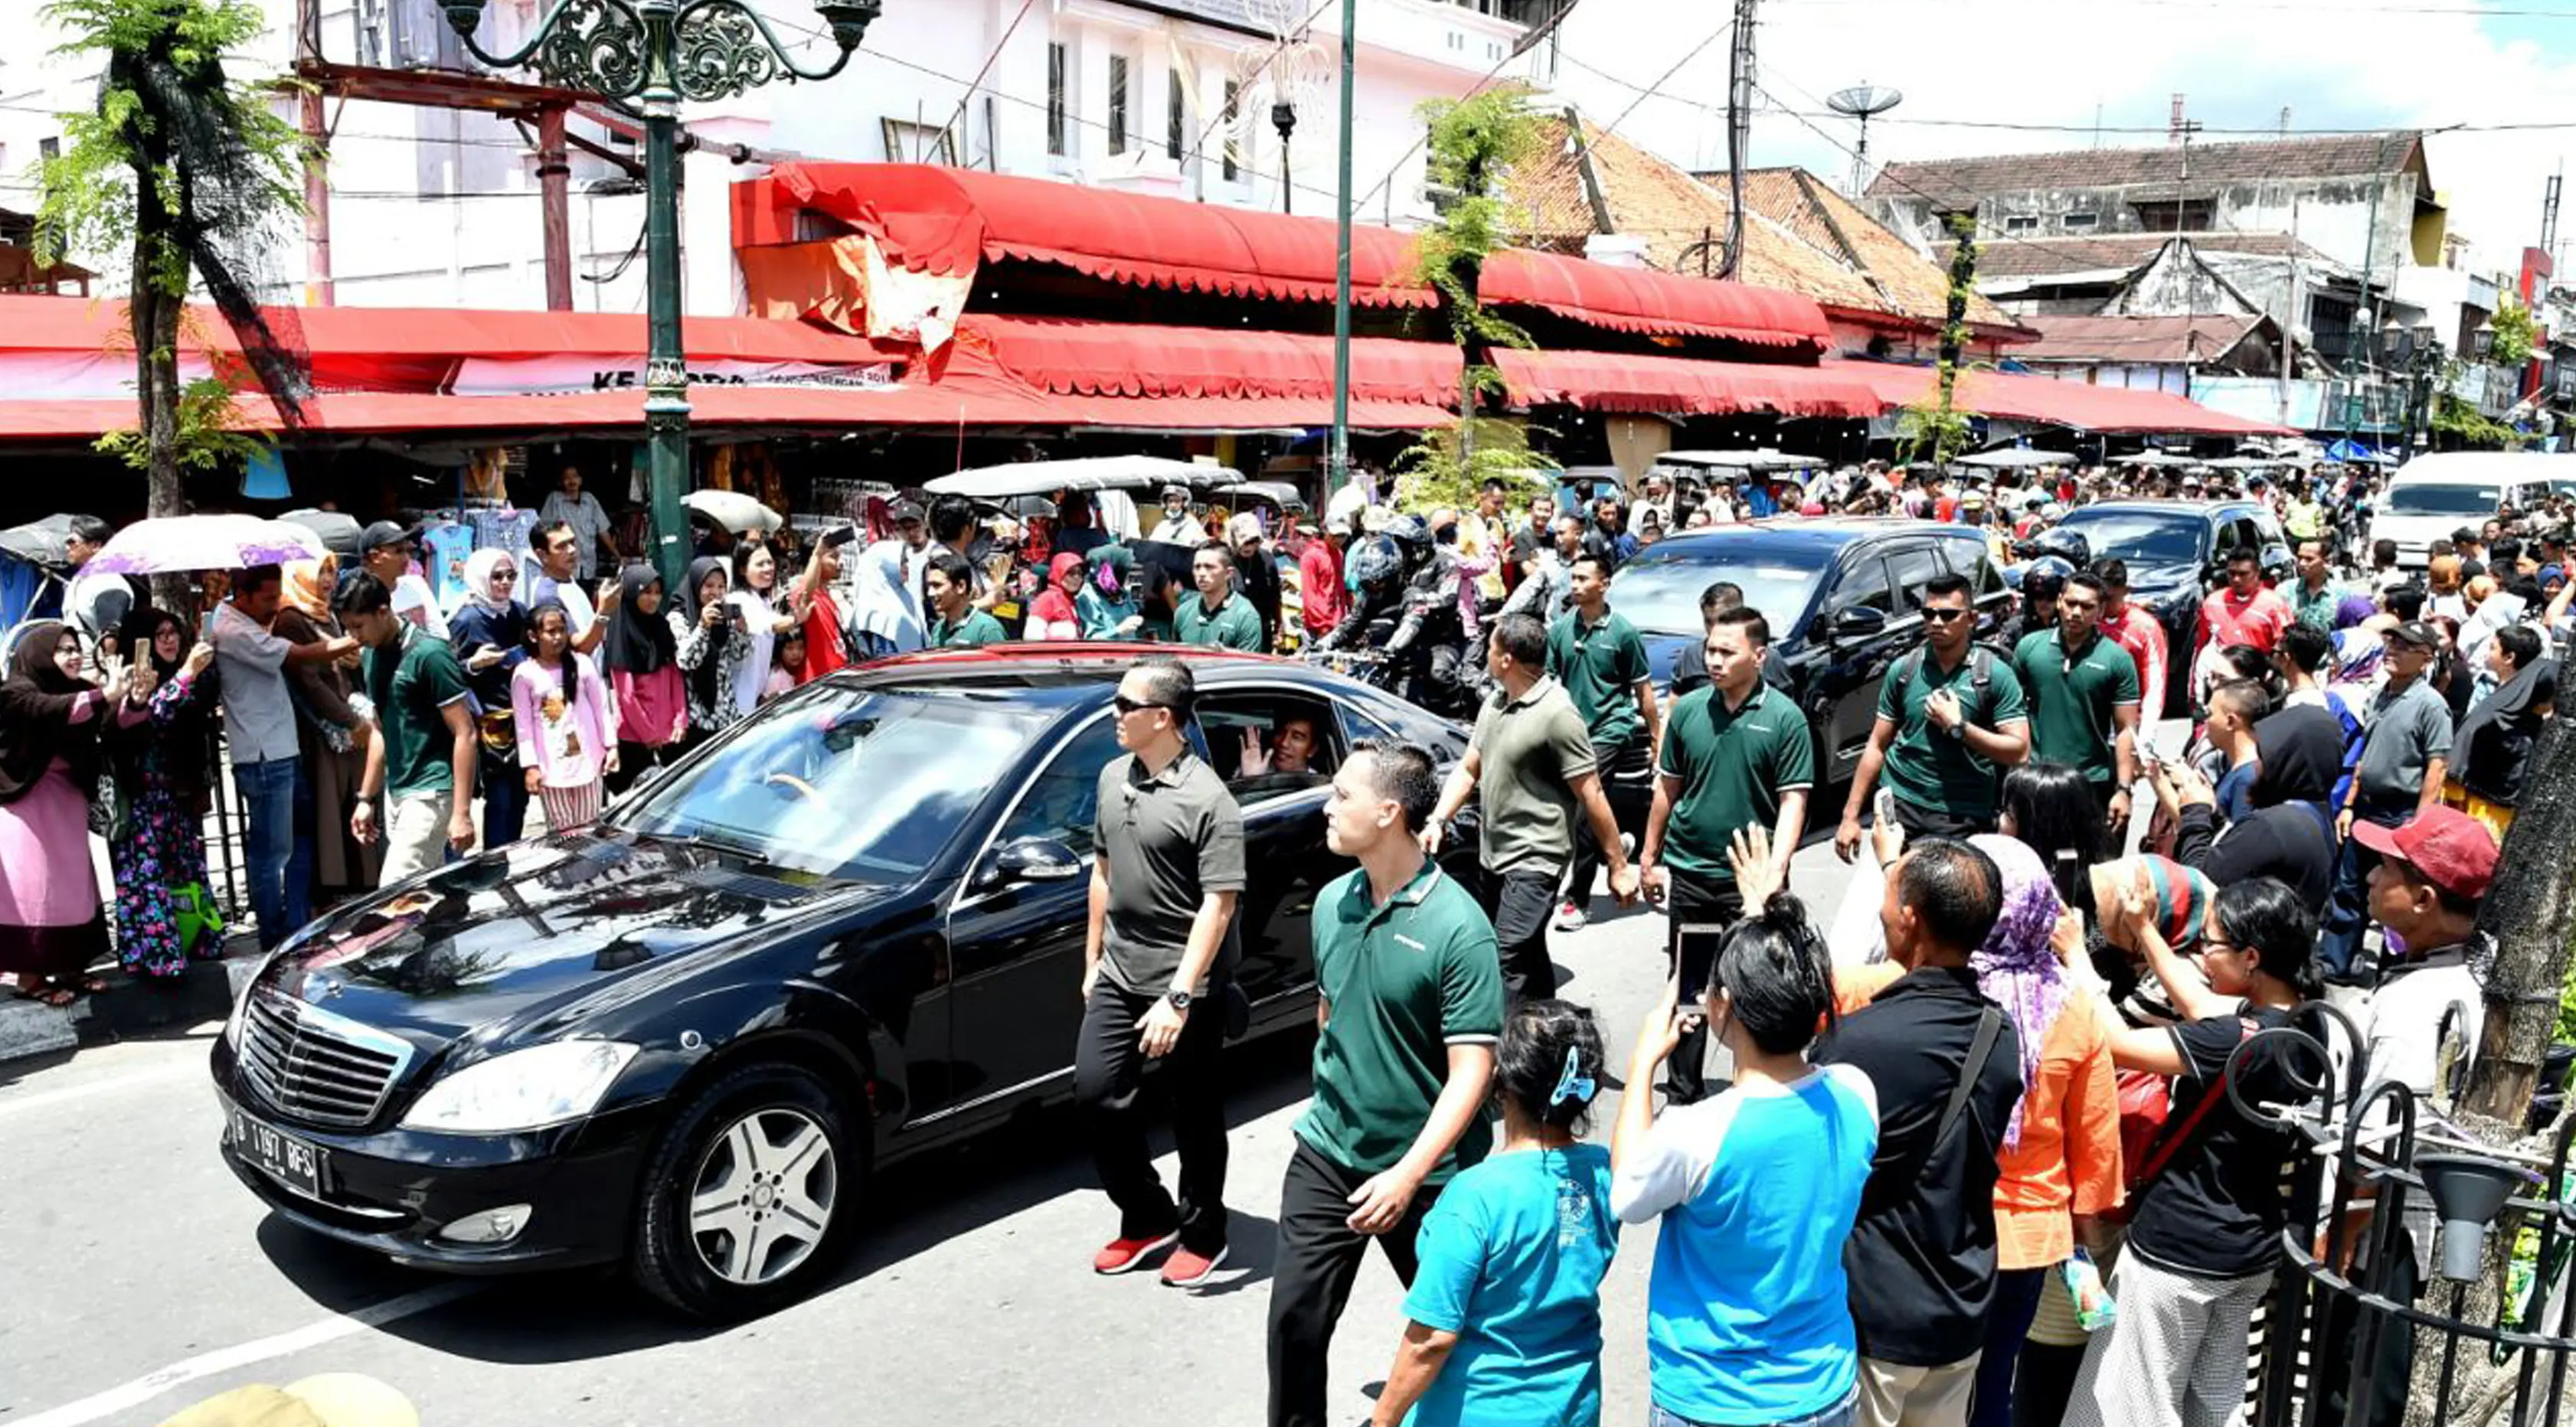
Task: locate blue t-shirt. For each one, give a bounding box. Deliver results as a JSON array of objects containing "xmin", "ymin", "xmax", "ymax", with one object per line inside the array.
[
  {"xmin": 1610, "ymin": 1065, "xmax": 1880, "ymax": 1426},
  {"xmin": 2215, "ymin": 759, "xmax": 2260, "ymax": 825},
  {"xmin": 1401, "ymin": 1144, "xmax": 1619, "ymax": 1427}
]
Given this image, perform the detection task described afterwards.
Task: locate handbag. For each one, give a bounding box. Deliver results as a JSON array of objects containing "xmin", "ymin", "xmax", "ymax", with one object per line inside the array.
[{"xmin": 2106, "ymin": 1014, "xmax": 2256, "ymax": 1223}]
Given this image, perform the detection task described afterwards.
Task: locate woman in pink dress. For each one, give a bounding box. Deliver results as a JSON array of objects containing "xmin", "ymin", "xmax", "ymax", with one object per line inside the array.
[
  {"xmin": 0, "ymin": 621, "xmax": 131, "ymax": 1004},
  {"xmin": 512, "ymin": 601, "xmax": 616, "ymax": 831},
  {"xmin": 600, "ymin": 564, "xmax": 685, "ymax": 797}
]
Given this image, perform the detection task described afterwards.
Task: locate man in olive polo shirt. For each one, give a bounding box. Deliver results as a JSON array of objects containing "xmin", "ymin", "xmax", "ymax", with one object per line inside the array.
[
  {"xmin": 1640, "ymin": 606, "xmax": 1815, "ymax": 1102},
  {"xmin": 337, "ymin": 571, "xmax": 477, "ymax": 884},
  {"xmin": 1837, "ymin": 571, "xmax": 2031, "ymax": 853},
  {"xmin": 1426, "ymin": 612, "xmax": 1636, "ymax": 1001},
  {"xmin": 1077, "ymin": 656, "xmax": 1244, "ymax": 1288},
  {"xmin": 924, "ymin": 550, "xmax": 1008, "ymax": 647},
  {"xmin": 2009, "ymin": 570, "xmax": 2140, "ymax": 829},
  {"xmin": 1546, "ymin": 553, "xmax": 1662, "ymax": 932},
  {"xmin": 1268, "ymin": 740, "xmax": 1504, "ymax": 1427},
  {"xmin": 1176, "ymin": 540, "xmax": 1267, "ymax": 651}
]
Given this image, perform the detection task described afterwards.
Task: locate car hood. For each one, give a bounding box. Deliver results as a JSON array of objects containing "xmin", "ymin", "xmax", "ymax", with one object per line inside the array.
[
  {"xmin": 2120, "ymin": 560, "xmax": 2203, "ymax": 607},
  {"xmin": 253, "ymin": 831, "xmax": 895, "ymax": 1044}
]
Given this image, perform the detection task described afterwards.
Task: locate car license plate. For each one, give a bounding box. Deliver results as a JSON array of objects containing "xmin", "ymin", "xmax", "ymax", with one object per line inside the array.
[{"xmin": 224, "ymin": 1097, "xmax": 325, "ymax": 1199}]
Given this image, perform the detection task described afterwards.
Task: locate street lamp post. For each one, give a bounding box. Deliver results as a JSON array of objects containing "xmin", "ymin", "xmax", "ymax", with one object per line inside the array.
[
  {"xmin": 439, "ymin": 0, "xmax": 884, "ymax": 590},
  {"xmin": 1273, "ymin": 102, "xmax": 1298, "ymax": 216}
]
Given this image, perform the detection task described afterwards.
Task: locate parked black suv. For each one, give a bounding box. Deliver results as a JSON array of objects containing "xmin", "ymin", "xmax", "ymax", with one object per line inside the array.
[
  {"xmin": 212, "ymin": 646, "xmax": 1478, "ymax": 1319},
  {"xmin": 1607, "ymin": 518, "xmax": 2011, "ymax": 786},
  {"xmin": 2046, "ymin": 499, "xmax": 2292, "ymax": 712}
]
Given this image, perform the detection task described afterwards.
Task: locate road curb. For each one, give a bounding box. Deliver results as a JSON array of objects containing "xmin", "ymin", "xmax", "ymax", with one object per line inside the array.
[{"xmin": 0, "ymin": 942, "xmax": 254, "ymax": 1069}]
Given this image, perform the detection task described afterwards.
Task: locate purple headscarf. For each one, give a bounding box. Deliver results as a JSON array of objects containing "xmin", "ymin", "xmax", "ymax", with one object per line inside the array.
[{"xmin": 1968, "ymin": 834, "xmax": 2068, "ymax": 1151}]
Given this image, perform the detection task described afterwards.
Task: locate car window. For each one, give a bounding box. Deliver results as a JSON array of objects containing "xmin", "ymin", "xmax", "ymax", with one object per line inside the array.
[
  {"xmin": 1886, "ymin": 543, "xmax": 1947, "ymax": 612},
  {"xmin": 1334, "ymin": 695, "xmax": 1400, "ymax": 753},
  {"xmin": 1945, "ymin": 540, "xmax": 2006, "ymax": 597},
  {"xmin": 989, "ymin": 713, "xmax": 1124, "ymax": 859},
  {"xmin": 1198, "ymin": 691, "xmax": 1341, "ymax": 804},
  {"xmin": 1830, "ymin": 551, "xmax": 1895, "ymax": 616}
]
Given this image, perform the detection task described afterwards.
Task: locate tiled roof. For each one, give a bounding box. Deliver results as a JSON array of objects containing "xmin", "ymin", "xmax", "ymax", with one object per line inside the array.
[
  {"xmin": 1868, "ymin": 132, "xmax": 2422, "ymax": 208},
  {"xmin": 1505, "ymin": 116, "xmax": 2020, "ymax": 334},
  {"xmin": 2016, "ymin": 313, "xmax": 2268, "ymax": 365},
  {"xmin": 1934, "ymin": 231, "xmax": 2339, "ymax": 281}
]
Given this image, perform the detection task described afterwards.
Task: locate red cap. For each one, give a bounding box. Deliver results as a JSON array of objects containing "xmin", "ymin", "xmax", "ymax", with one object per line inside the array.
[{"xmin": 2353, "ymin": 808, "xmax": 2499, "ymax": 900}]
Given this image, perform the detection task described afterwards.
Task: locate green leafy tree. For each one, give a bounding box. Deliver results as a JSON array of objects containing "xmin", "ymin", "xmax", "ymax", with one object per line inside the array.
[
  {"xmin": 1898, "ymin": 213, "xmax": 1983, "ymax": 466},
  {"xmin": 34, "ymin": 0, "xmax": 311, "ymax": 577},
  {"xmin": 1396, "ymin": 85, "xmax": 1551, "ymax": 508},
  {"xmin": 2489, "ymin": 297, "xmax": 2538, "ymax": 369}
]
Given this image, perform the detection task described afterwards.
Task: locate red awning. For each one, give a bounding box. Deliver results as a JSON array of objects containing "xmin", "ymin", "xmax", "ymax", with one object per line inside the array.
[
  {"xmin": 959, "ymin": 315, "xmax": 1461, "ymax": 405},
  {"xmin": 757, "ymin": 163, "xmax": 1436, "ymax": 309},
  {"xmin": 1478, "ymin": 252, "xmax": 1833, "ymax": 352},
  {"xmin": 1837, "ymin": 364, "xmax": 2297, "ymax": 436},
  {"xmin": 1492, "ymin": 348, "xmax": 1880, "ymax": 416}
]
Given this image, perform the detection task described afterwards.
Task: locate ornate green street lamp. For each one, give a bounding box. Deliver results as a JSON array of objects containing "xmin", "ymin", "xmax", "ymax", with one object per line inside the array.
[{"xmin": 440, "ymin": 0, "xmax": 884, "ymax": 588}]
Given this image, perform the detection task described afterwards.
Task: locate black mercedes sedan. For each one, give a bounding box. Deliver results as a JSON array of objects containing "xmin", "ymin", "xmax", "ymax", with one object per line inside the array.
[{"xmin": 212, "ymin": 645, "xmax": 1476, "ymax": 1318}]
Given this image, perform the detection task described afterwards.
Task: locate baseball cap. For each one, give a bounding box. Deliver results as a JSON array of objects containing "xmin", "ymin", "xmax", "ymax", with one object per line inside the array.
[
  {"xmin": 358, "ymin": 519, "xmax": 420, "ymax": 552},
  {"xmin": 888, "ymin": 499, "xmax": 926, "ymax": 524},
  {"xmin": 2385, "ymin": 619, "xmax": 2440, "ymax": 649},
  {"xmin": 2353, "ymin": 806, "xmax": 2499, "ymax": 901}
]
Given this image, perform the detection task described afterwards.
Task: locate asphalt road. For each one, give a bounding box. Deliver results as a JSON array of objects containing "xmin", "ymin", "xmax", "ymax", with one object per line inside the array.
[{"xmin": 0, "ymin": 832, "xmax": 1884, "ymax": 1427}]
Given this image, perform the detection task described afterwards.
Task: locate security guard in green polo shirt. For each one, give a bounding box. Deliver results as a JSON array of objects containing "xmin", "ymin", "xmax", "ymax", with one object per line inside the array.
[
  {"xmin": 1836, "ymin": 571, "xmax": 2031, "ymax": 852},
  {"xmin": 1176, "ymin": 541, "xmax": 1267, "ymax": 651},
  {"xmin": 2009, "ymin": 570, "xmax": 2141, "ymax": 828},
  {"xmin": 1269, "ymin": 741, "xmax": 1504, "ymax": 1427},
  {"xmin": 1639, "ymin": 606, "xmax": 1814, "ymax": 1102},
  {"xmin": 924, "ymin": 550, "xmax": 1008, "ymax": 647},
  {"xmin": 1545, "ymin": 553, "xmax": 1662, "ymax": 932}
]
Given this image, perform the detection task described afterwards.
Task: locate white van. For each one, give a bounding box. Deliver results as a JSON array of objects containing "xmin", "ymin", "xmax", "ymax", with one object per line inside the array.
[{"xmin": 2370, "ymin": 452, "xmax": 2576, "ymax": 567}]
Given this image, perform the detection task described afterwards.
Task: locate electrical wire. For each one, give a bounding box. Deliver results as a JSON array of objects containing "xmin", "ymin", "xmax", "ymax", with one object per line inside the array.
[{"xmin": 1355, "ymin": 0, "xmax": 1585, "ymax": 212}]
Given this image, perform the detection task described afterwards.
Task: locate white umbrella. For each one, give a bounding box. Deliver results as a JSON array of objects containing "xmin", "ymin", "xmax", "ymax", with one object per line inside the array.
[
  {"xmin": 84, "ymin": 514, "xmax": 324, "ymax": 576},
  {"xmin": 926, "ymin": 455, "xmax": 1241, "ymax": 501},
  {"xmin": 1955, "ymin": 449, "xmax": 2069, "ymax": 469},
  {"xmin": 682, "ymin": 489, "xmax": 783, "ymax": 534}
]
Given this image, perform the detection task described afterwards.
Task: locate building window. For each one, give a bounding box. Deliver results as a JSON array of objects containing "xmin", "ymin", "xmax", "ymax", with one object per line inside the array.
[
  {"xmin": 881, "ymin": 119, "xmax": 958, "ymax": 165},
  {"xmin": 1222, "ymin": 80, "xmax": 1241, "ymax": 182},
  {"xmin": 2005, "ymin": 215, "xmax": 2039, "ymax": 233},
  {"xmin": 1167, "ymin": 67, "xmax": 1185, "ymax": 159},
  {"xmin": 1047, "ymin": 43, "xmax": 1067, "ymax": 157},
  {"xmin": 1107, "ymin": 54, "xmax": 1129, "ymax": 155},
  {"xmin": 38, "ymin": 136, "xmax": 60, "ymax": 162},
  {"xmin": 2133, "ymin": 199, "xmax": 2212, "ymax": 231},
  {"xmin": 2061, "ymin": 212, "xmax": 2099, "ymax": 231}
]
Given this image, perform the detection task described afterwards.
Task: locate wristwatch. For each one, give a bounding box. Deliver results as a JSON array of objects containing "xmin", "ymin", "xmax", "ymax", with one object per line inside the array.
[
  {"xmin": 1165, "ymin": 988, "xmax": 1193, "ymax": 1012},
  {"xmin": 1943, "ymin": 720, "xmax": 1966, "ymax": 742}
]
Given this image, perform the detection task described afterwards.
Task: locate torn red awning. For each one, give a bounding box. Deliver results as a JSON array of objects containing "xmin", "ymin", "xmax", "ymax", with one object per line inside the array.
[
  {"xmin": 1492, "ymin": 348, "xmax": 1879, "ymax": 416},
  {"xmin": 960, "ymin": 315, "xmax": 1461, "ymax": 405},
  {"xmin": 758, "ymin": 163, "xmax": 1436, "ymax": 309},
  {"xmin": 1479, "ymin": 251, "xmax": 1834, "ymax": 352},
  {"xmin": 1836, "ymin": 364, "xmax": 2298, "ymax": 436}
]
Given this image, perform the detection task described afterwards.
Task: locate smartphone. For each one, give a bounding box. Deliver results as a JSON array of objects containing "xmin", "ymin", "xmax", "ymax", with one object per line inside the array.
[
  {"xmin": 1673, "ymin": 922, "xmax": 1730, "ymax": 1017},
  {"xmin": 1873, "ymin": 788, "xmax": 1898, "ymax": 829}
]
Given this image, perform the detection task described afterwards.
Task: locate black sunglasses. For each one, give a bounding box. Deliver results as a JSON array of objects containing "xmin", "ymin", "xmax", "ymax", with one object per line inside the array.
[
  {"xmin": 1921, "ymin": 607, "xmax": 1970, "ymax": 622},
  {"xmin": 1113, "ymin": 694, "xmax": 1171, "ymax": 717}
]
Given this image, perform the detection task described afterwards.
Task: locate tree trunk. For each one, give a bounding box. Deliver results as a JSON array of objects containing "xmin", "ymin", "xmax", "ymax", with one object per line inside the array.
[
  {"xmin": 2398, "ymin": 716, "xmax": 2576, "ymax": 1427},
  {"xmin": 130, "ymin": 155, "xmax": 191, "ymax": 613}
]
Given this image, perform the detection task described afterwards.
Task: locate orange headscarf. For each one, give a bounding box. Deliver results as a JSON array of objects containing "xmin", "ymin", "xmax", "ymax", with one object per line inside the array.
[{"xmin": 282, "ymin": 556, "xmax": 337, "ymax": 621}]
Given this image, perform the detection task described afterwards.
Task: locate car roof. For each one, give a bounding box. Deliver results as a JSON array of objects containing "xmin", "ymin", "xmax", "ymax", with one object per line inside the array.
[
  {"xmin": 2058, "ymin": 500, "xmax": 2248, "ymax": 519},
  {"xmin": 1638, "ymin": 517, "xmax": 1982, "ymax": 561},
  {"xmin": 2387, "ymin": 452, "xmax": 2576, "ymax": 485},
  {"xmin": 832, "ymin": 643, "xmax": 1332, "ymax": 709}
]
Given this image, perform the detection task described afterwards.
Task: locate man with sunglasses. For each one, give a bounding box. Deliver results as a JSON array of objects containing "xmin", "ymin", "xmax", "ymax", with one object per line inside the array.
[
  {"xmin": 2012, "ymin": 571, "xmax": 2141, "ymax": 830},
  {"xmin": 1837, "ymin": 573, "xmax": 2030, "ymax": 857},
  {"xmin": 1077, "ymin": 657, "xmax": 1244, "ymax": 1289}
]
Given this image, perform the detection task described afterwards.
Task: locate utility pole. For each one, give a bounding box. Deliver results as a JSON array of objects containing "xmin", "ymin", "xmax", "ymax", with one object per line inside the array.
[
  {"xmin": 1718, "ymin": 0, "xmax": 1758, "ymax": 278},
  {"xmin": 1329, "ymin": 0, "xmax": 1357, "ymax": 494},
  {"xmin": 2281, "ymin": 193, "xmax": 2303, "ymax": 429}
]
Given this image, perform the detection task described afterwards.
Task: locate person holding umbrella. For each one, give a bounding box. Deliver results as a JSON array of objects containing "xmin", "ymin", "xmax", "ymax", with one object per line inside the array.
[{"xmin": 210, "ymin": 563, "xmax": 362, "ymax": 949}]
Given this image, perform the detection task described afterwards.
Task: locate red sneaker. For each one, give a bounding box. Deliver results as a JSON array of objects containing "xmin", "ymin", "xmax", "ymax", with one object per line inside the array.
[
  {"xmin": 1092, "ymin": 1231, "xmax": 1178, "ymax": 1275},
  {"xmin": 1159, "ymin": 1244, "xmax": 1228, "ymax": 1288}
]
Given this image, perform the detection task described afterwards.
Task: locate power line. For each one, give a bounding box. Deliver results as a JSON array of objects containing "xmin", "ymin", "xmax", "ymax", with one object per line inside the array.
[{"xmin": 1356, "ymin": 0, "xmax": 1585, "ymax": 214}]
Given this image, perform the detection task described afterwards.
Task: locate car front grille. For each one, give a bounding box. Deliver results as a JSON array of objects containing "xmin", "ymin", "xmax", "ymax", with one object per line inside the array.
[{"xmin": 235, "ymin": 988, "xmax": 414, "ymax": 1129}]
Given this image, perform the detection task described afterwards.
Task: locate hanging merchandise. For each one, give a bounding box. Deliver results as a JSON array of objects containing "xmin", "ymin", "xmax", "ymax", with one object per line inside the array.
[
  {"xmin": 420, "ymin": 520, "xmax": 476, "ymax": 611},
  {"xmin": 463, "ymin": 447, "xmax": 513, "ymax": 505},
  {"xmin": 241, "ymin": 445, "xmax": 292, "ymax": 500}
]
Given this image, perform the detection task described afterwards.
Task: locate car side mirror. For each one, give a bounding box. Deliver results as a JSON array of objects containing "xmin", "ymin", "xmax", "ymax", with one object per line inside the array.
[
  {"xmin": 993, "ymin": 836, "xmax": 1084, "ymax": 883},
  {"xmin": 1832, "ymin": 606, "xmax": 1889, "ymax": 639}
]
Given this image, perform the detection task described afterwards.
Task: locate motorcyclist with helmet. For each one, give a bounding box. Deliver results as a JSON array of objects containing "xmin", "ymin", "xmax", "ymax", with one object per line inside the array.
[{"xmin": 1313, "ymin": 512, "xmax": 1478, "ymax": 714}]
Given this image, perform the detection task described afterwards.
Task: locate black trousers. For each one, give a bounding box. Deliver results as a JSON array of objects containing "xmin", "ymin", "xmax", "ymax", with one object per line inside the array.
[
  {"xmin": 1891, "ymin": 795, "xmax": 1996, "ymax": 841},
  {"xmin": 1266, "ymin": 1138, "xmax": 1443, "ymax": 1427},
  {"xmin": 1665, "ymin": 870, "xmax": 1743, "ymax": 1105},
  {"xmin": 1474, "ymin": 861, "xmax": 1561, "ymax": 1001},
  {"xmin": 1072, "ymin": 981, "xmax": 1229, "ymax": 1256},
  {"xmin": 1566, "ymin": 732, "xmax": 1651, "ymax": 912}
]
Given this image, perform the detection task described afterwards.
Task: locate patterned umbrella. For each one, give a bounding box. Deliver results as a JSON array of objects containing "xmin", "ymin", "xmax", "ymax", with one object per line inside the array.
[{"xmin": 84, "ymin": 514, "xmax": 325, "ymax": 576}]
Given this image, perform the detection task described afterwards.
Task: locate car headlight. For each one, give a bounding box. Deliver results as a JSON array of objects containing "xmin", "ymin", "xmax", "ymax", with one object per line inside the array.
[{"xmin": 399, "ymin": 1040, "xmax": 641, "ymax": 1134}]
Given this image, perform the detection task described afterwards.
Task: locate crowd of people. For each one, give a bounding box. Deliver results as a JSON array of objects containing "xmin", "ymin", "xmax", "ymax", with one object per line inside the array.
[{"xmin": 0, "ymin": 446, "xmax": 2561, "ymax": 1427}]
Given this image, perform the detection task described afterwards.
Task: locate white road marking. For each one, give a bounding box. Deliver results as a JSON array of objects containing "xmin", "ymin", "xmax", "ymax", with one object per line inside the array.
[
  {"xmin": 0, "ymin": 1061, "xmax": 203, "ymax": 1121},
  {"xmin": 14, "ymin": 1282, "xmax": 482, "ymax": 1427}
]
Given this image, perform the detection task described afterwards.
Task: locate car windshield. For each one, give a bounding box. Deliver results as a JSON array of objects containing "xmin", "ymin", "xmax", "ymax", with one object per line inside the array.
[
  {"xmin": 606, "ymin": 686, "xmax": 1045, "ymax": 880},
  {"xmin": 1610, "ymin": 544, "xmax": 1829, "ymax": 636},
  {"xmin": 2384, "ymin": 484, "xmax": 2504, "ymax": 518},
  {"xmin": 2053, "ymin": 511, "xmax": 2205, "ymax": 567}
]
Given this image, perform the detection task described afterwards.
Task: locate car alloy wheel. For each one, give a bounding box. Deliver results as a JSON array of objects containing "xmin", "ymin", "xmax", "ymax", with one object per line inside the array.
[{"xmin": 688, "ymin": 1106, "xmax": 839, "ymax": 1286}]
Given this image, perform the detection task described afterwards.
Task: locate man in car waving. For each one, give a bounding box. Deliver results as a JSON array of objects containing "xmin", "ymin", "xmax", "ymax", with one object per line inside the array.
[{"xmin": 1077, "ymin": 656, "xmax": 1244, "ymax": 1288}]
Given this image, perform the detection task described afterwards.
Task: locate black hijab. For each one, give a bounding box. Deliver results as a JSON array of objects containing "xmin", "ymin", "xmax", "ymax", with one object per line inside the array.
[
  {"xmin": 600, "ymin": 563, "xmax": 677, "ymax": 677},
  {"xmin": 676, "ymin": 555, "xmax": 733, "ymax": 711},
  {"xmin": 111, "ymin": 606, "xmax": 217, "ymax": 794},
  {"xmin": 2457, "ymin": 655, "xmax": 2560, "ymax": 804},
  {"xmin": 2247, "ymin": 703, "xmax": 2344, "ymax": 809},
  {"xmin": 0, "ymin": 620, "xmax": 103, "ymax": 804}
]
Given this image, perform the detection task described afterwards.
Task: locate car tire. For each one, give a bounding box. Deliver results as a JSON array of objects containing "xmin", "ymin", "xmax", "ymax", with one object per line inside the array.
[{"xmin": 631, "ymin": 1060, "xmax": 862, "ymax": 1320}]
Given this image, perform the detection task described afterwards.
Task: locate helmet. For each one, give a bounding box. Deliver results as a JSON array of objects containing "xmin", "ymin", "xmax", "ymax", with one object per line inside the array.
[
  {"xmin": 2026, "ymin": 527, "xmax": 2092, "ymax": 568},
  {"xmin": 1382, "ymin": 513, "xmax": 1434, "ymax": 552},
  {"xmin": 1346, "ymin": 534, "xmax": 1406, "ymax": 589},
  {"xmin": 2017, "ymin": 554, "xmax": 2076, "ymax": 601}
]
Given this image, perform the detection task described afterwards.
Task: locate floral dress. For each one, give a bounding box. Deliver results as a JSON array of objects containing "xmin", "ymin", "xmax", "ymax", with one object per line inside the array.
[
  {"xmin": 672, "ymin": 609, "xmax": 749, "ymax": 741},
  {"xmin": 110, "ymin": 670, "xmax": 217, "ymax": 978}
]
